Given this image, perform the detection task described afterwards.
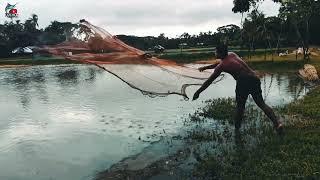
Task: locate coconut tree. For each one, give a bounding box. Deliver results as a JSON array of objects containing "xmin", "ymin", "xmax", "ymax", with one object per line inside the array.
[{"xmin": 242, "ymin": 9, "xmax": 265, "ymax": 60}]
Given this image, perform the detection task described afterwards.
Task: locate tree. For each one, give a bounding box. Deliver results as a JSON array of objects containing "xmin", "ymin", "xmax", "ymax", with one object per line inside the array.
[
  {"xmin": 233, "ymin": 0, "xmax": 320, "ymax": 60},
  {"xmin": 216, "ymin": 24, "xmax": 241, "ymax": 46},
  {"xmin": 232, "ymin": 0, "xmax": 281, "ymax": 13},
  {"xmin": 157, "ymin": 33, "xmax": 168, "ymax": 47},
  {"xmin": 242, "ymin": 9, "xmax": 266, "ymax": 59},
  {"xmin": 40, "ymin": 21, "xmax": 77, "ymax": 45},
  {"xmin": 24, "ymin": 14, "xmax": 41, "ymax": 46},
  {"xmin": 279, "ymin": 0, "xmax": 320, "ymax": 60}
]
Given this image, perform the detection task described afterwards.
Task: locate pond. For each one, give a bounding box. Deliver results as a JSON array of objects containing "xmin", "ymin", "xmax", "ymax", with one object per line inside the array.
[{"xmin": 0, "ymin": 64, "xmax": 308, "ymax": 180}]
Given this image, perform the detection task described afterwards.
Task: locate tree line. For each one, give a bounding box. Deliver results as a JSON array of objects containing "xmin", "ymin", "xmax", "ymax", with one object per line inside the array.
[{"xmin": 0, "ymin": 0, "xmax": 319, "ymax": 60}]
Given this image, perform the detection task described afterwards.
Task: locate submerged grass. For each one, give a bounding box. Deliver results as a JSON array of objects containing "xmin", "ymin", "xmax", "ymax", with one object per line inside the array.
[{"xmin": 189, "ymin": 98, "xmax": 236, "ymax": 123}]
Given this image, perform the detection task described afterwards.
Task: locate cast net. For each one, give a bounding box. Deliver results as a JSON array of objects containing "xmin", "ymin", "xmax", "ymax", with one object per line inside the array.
[{"xmin": 38, "ymin": 20, "xmax": 224, "ymax": 99}]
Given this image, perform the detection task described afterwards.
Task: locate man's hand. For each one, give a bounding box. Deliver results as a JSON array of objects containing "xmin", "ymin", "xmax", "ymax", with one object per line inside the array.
[
  {"xmin": 198, "ymin": 66, "xmax": 206, "ymax": 72},
  {"xmin": 254, "ymin": 71, "xmax": 266, "ymax": 78},
  {"xmin": 192, "ymin": 91, "xmax": 200, "ymax": 101}
]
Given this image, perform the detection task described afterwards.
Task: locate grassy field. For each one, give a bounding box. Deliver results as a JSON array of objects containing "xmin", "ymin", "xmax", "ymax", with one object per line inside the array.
[{"xmin": 152, "ymin": 47, "xmax": 293, "ymax": 63}]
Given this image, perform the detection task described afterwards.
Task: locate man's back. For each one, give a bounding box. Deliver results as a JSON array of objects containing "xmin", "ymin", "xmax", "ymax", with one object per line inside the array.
[{"xmin": 219, "ymin": 52, "xmax": 256, "ymax": 80}]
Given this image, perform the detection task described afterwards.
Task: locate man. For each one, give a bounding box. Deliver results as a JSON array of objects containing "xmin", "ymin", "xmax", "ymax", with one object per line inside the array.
[{"xmin": 193, "ymin": 44, "xmax": 283, "ymax": 134}]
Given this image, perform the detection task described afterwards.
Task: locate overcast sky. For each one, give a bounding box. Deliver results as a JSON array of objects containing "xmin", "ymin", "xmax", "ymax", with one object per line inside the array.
[{"xmin": 1, "ymin": 0, "xmax": 280, "ymax": 37}]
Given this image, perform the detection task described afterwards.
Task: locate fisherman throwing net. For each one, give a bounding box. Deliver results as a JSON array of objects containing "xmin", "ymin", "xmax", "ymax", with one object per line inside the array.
[
  {"xmin": 40, "ymin": 19, "xmax": 283, "ymax": 133},
  {"xmin": 193, "ymin": 44, "xmax": 283, "ymax": 134}
]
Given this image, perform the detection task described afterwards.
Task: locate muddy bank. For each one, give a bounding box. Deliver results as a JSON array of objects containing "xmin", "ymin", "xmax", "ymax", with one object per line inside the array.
[{"xmin": 96, "ymin": 140, "xmax": 193, "ymax": 180}]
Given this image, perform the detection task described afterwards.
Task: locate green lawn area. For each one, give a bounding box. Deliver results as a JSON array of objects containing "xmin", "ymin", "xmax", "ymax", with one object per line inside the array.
[{"xmin": 196, "ymin": 119, "xmax": 320, "ymax": 179}]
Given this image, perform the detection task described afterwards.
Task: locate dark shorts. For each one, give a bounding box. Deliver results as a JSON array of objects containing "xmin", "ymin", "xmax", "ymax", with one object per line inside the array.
[{"xmin": 236, "ymin": 75, "xmax": 262, "ymax": 101}]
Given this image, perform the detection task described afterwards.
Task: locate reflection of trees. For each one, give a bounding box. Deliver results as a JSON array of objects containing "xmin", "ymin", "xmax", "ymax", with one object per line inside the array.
[
  {"xmin": 5, "ymin": 69, "xmax": 32, "ymax": 109},
  {"xmin": 55, "ymin": 68, "xmax": 79, "ymax": 86},
  {"xmin": 262, "ymin": 74, "xmax": 274, "ymax": 100},
  {"xmin": 286, "ymin": 74, "xmax": 304, "ymax": 100},
  {"xmin": 85, "ymin": 67, "xmax": 97, "ymax": 82},
  {"xmin": 262, "ymin": 73, "xmax": 306, "ymax": 102},
  {"xmin": 267, "ymin": 74, "xmax": 274, "ymax": 99},
  {"xmin": 4, "ymin": 67, "xmax": 50, "ymax": 109},
  {"xmin": 31, "ymin": 68, "xmax": 49, "ymax": 104},
  {"xmin": 276, "ymin": 73, "xmax": 282, "ymax": 96},
  {"xmin": 84, "ymin": 65, "xmax": 105, "ymax": 82}
]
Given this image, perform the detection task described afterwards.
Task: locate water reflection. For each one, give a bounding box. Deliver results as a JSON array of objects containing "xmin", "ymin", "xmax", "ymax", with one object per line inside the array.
[
  {"xmin": 0, "ymin": 64, "xmax": 309, "ymax": 180},
  {"xmin": 7, "ymin": 69, "xmax": 32, "ymax": 109},
  {"xmin": 31, "ymin": 68, "xmax": 49, "ymax": 105},
  {"xmin": 55, "ymin": 68, "xmax": 80, "ymax": 86},
  {"xmin": 259, "ymin": 73, "xmax": 308, "ymax": 105},
  {"xmin": 86, "ymin": 67, "xmax": 97, "ymax": 82}
]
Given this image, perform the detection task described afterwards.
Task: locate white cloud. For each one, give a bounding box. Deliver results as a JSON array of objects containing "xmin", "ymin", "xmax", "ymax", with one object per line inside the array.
[{"xmin": 0, "ymin": 0, "xmax": 280, "ymax": 37}]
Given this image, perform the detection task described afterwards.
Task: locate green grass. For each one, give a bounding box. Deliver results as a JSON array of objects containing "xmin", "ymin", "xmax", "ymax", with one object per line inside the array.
[
  {"xmin": 152, "ymin": 47, "xmax": 293, "ymax": 63},
  {"xmin": 189, "ymin": 98, "xmax": 236, "ymax": 124},
  {"xmin": 196, "ymin": 120, "xmax": 320, "ymax": 179},
  {"xmin": 247, "ymin": 60, "xmax": 307, "ymax": 73},
  {"xmin": 282, "ymin": 87, "xmax": 320, "ymax": 119},
  {"xmin": 188, "ymin": 95, "xmax": 320, "ymax": 179},
  {"xmin": 158, "ymin": 52, "xmax": 215, "ymax": 63}
]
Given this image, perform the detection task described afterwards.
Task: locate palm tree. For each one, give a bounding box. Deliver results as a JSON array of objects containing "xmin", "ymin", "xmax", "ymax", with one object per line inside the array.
[{"xmin": 30, "ymin": 14, "xmax": 39, "ymax": 27}]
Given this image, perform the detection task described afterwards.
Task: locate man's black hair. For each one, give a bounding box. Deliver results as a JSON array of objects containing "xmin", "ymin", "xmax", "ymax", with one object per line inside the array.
[{"xmin": 216, "ymin": 44, "xmax": 228, "ymax": 59}]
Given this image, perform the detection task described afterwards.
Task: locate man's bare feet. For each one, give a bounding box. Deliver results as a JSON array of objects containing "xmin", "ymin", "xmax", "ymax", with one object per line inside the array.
[{"xmin": 275, "ymin": 123, "xmax": 284, "ymax": 135}]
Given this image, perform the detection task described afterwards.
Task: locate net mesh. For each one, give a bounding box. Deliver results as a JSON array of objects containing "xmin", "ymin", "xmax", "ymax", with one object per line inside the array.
[{"xmin": 38, "ymin": 20, "xmax": 224, "ymax": 99}]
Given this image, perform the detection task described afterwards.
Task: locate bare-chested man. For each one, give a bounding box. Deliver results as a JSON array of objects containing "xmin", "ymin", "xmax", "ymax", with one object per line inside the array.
[{"xmin": 193, "ymin": 44, "xmax": 283, "ymax": 134}]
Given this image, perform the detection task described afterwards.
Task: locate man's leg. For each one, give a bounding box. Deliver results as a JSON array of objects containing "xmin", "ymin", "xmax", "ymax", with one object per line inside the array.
[
  {"xmin": 251, "ymin": 93, "xmax": 281, "ymax": 127},
  {"xmin": 235, "ymin": 92, "xmax": 248, "ymax": 129}
]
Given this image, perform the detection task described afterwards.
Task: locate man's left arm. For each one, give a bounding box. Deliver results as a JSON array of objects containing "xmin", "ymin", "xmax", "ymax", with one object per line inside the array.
[{"xmin": 193, "ymin": 65, "xmax": 222, "ymax": 100}]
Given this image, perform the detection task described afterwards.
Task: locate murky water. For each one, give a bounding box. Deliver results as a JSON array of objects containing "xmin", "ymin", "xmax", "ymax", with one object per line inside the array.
[{"xmin": 0, "ymin": 64, "xmax": 308, "ymax": 180}]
